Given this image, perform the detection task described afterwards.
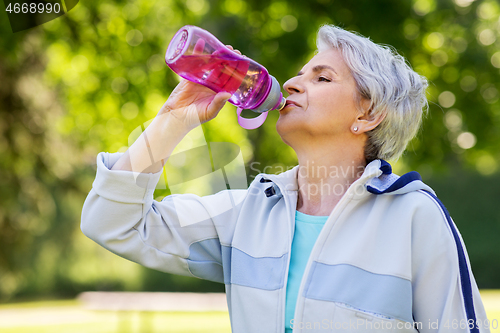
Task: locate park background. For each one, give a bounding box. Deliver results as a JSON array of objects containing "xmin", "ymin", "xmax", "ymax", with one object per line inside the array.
[{"xmin": 0, "ymin": 0, "xmax": 500, "ymax": 331}]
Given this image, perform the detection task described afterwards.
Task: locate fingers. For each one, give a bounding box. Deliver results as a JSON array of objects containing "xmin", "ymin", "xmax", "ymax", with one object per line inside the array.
[
  {"xmin": 226, "ymin": 44, "xmax": 242, "ymax": 55},
  {"xmin": 213, "ymin": 92, "xmax": 232, "ymax": 106},
  {"xmin": 194, "ymin": 38, "xmax": 205, "ymax": 54},
  {"xmin": 206, "ymin": 92, "xmax": 232, "ymax": 119}
]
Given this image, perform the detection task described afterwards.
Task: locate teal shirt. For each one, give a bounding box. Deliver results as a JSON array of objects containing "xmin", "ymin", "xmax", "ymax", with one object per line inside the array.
[{"xmin": 285, "ymin": 211, "xmax": 328, "ymax": 333}]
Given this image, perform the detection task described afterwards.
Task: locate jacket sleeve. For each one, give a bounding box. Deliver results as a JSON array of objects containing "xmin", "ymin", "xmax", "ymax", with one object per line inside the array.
[
  {"xmin": 80, "ymin": 152, "xmax": 246, "ymax": 283},
  {"xmin": 411, "ymin": 191, "xmax": 491, "ymax": 333}
]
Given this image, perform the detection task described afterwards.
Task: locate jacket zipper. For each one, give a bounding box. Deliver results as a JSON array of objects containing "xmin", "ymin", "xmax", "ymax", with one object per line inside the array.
[
  {"xmin": 266, "ymin": 164, "xmax": 381, "ymax": 332},
  {"xmin": 291, "ymin": 181, "xmax": 360, "ymax": 330},
  {"xmin": 268, "ymin": 179, "xmax": 297, "ymax": 333},
  {"xmin": 283, "ymin": 188, "xmax": 297, "ymax": 333}
]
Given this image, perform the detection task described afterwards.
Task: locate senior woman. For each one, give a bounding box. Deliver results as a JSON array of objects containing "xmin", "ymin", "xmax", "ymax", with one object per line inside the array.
[{"xmin": 81, "ymin": 25, "xmax": 490, "ymax": 332}]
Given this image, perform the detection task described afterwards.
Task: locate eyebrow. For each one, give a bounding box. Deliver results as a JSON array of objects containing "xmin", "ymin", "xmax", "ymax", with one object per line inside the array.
[{"xmin": 297, "ymin": 65, "xmax": 338, "ymax": 76}]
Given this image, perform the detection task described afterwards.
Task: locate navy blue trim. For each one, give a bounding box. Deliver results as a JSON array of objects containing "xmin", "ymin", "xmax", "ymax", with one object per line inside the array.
[
  {"xmin": 367, "ymin": 171, "xmax": 422, "ymax": 195},
  {"xmin": 422, "ymin": 191, "xmax": 479, "ymax": 333},
  {"xmin": 379, "ymin": 159, "xmax": 392, "ymax": 174}
]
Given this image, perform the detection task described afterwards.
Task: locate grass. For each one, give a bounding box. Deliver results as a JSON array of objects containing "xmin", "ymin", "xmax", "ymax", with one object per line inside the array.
[
  {"xmin": 0, "ymin": 299, "xmax": 232, "ymax": 333},
  {"xmin": 479, "ymin": 290, "xmax": 500, "ymax": 332},
  {"xmin": 0, "ymin": 312, "xmax": 232, "ymax": 333},
  {"xmin": 1, "ymin": 290, "xmax": 499, "ymax": 332}
]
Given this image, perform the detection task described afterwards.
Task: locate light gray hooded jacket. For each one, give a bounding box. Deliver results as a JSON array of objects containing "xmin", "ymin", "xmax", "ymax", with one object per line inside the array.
[{"xmin": 81, "ymin": 152, "xmax": 490, "ymax": 333}]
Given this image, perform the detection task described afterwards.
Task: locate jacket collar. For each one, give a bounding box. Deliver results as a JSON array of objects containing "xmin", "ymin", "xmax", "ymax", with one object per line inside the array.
[
  {"xmin": 259, "ymin": 159, "xmax": 382, "ymax": 192},
  {"xmin": 257, "ymin": 159, "xmax": 435, "ymax": 197}
]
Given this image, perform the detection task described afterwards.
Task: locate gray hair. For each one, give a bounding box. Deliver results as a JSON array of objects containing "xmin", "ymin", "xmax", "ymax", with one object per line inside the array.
[{"xmin": 317, "ymin": 25, "xmax": 428, "ymax": 162}]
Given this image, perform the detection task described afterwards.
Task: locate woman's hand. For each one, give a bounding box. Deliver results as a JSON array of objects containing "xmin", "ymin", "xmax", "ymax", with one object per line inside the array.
[
  {"xmin": 112, "ymin": 45, "xmax": 242, "ymax": 173},
  {"xmin": 158, "ymin": 45, "xmax": 242, "ymax": 131},
  {"xmin": 160, "ymin": 79, "xmax": 230, "ymax": 130}
]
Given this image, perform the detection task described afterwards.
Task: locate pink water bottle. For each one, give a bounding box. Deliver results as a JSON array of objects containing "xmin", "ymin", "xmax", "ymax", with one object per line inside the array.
[{"xmin": 165, "ymin": 25, "xmax": 286, "ymax": 129}]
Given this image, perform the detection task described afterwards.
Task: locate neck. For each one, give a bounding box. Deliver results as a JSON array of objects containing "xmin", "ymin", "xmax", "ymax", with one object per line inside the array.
[{"xmin": 294, "ymin": 137, "xmax": 366, "ymax": 216}]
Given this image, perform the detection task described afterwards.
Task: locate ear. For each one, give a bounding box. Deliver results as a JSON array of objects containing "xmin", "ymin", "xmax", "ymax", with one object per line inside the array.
[{"xmin": 352, "ymin": 98, "xmax": 386, "ymax": 134}]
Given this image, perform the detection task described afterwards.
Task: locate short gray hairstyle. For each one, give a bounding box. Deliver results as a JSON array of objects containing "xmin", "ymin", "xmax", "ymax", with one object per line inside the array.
[{"xmin": 317, "ymin": 25, "xmax": 428, "ymax": 162}]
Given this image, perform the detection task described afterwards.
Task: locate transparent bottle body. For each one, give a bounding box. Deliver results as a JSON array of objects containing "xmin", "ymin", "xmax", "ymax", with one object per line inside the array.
[{"xmin": 165, "ymin": 26, "xmax": 272, "ymax": 111}]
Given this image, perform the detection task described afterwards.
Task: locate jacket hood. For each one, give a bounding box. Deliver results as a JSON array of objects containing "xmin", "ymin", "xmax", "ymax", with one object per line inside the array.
[
  {"xmin": 258, "ymin": 159, "xmax": 435, "ymax": 197},
  {"xmin": 364, "ymin": 160, "xmax": 435, "ymax": 195}
]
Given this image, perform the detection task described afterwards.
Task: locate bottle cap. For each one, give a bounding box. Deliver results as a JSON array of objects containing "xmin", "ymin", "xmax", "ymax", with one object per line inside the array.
[{"xmin": 251, "ymin": 75, "xmax": 284, "ymax": 113}]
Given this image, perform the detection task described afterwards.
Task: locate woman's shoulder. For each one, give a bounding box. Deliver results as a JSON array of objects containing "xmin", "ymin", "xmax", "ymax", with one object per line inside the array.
[
  {"xmin": 366, "ymin": 168, "xmax": 456, "ymax": 237},
  {"xmin": 400, "ymin": 189, "xmax": 461, "ymax": 250}
]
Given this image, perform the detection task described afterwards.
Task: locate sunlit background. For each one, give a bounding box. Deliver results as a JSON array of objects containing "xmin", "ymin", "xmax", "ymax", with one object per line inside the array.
[{"xmin": 1, "ymin": 0, "xmax": 500, "ymax": 331}]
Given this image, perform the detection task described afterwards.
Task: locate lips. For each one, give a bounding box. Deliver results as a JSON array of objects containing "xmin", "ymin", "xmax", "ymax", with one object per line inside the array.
[{"xmin": 284, "ymin": 100, "xmax": 301, "ymax": 108}]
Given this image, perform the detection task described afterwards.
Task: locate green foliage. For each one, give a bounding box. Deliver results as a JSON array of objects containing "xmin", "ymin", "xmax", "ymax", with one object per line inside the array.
[
  {"xmin": 0, "ymin": 0, "xmax": 499, "ymax": 300},
  {"xmin": 426, "ymin": 168, "xmax": 500, "ymax": 288}
]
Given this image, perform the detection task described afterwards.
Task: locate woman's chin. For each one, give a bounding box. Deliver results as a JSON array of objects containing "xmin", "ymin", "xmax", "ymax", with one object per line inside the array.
[
  {"xmin": 276, "ymin": 115, "xmax": 300, "ymax": 141},
  {"xmin": 276, "ymin": 116, "xmax": 289, "ymax": 136}
]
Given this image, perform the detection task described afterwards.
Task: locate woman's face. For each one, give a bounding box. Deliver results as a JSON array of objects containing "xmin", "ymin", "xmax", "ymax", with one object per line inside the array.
[{"xmin": 277, "ymin": 48, "xmax": 362, "ymax": 146}]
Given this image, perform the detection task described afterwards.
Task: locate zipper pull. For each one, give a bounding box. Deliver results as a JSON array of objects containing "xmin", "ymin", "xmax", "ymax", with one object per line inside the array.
[
  {"xmin": 264, "ymin": 184, "xmax": 282, "ymax": 198},
  {"xmin": 264, "ymin": 186, "xmax": 276, "ymax": 197}
]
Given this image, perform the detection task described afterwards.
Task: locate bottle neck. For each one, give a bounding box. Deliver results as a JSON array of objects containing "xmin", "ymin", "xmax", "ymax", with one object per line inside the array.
[{"xmin": 272, "ymin": 93, "xmax": 286, "ymax": 111}]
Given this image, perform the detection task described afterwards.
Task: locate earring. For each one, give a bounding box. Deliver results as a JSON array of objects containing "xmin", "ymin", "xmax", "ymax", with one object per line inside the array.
[{"xmin": 353, "ymin": 127, "xmax": 358, "ymax": 132}]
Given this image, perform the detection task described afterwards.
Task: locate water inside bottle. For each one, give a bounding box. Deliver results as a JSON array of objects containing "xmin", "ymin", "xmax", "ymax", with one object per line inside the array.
[{"xmin": 170, "ymin": 51, "xmax": 271, "ymax": 110}]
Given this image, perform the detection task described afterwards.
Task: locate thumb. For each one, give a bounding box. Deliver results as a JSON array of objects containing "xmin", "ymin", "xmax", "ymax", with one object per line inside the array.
[{"xmin": 207, "ymin": 92, "xmax": 232, "ymax": 117}]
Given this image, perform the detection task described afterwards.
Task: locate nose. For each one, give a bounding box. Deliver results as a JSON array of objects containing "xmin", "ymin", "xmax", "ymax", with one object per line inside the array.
[{"xmin": 283, "ymin": 76, "xmax": 303, "ymax": 95}]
